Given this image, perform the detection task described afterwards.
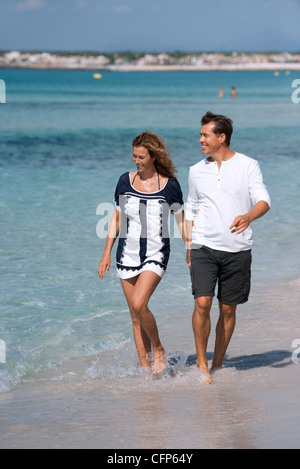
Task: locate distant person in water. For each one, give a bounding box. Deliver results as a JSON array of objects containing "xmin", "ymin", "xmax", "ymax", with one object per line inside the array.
[
  {"xmin": 218, "ymin": 86, "xmax": 224, "ymax": 98},
  {"xmin": 98, "ymin": 131, "xmax": 185, "ymax": 375},
  {"xmin": 231, "ymin": 86, "xmax": 237, "ymax": 98},
  {"xmin": 185, "ymin": 112, "xmax": 271, "ymax": 383}
]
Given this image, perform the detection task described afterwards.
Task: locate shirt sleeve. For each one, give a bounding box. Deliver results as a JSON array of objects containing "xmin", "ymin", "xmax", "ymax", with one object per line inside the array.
[
  {"xmin": 114, "ymin": 173, "xmax": 129, "ymax": 211},
  {"xmin": 249, "ymin": 161, "xmax": 271, "ymax": 207},
  {"xmin": 185, "ymin": 168, "xmax": 199, "ymax": 221},
  {"xmin": 165, "ymin": 179, "xmax": 184, "ymax": 215}
]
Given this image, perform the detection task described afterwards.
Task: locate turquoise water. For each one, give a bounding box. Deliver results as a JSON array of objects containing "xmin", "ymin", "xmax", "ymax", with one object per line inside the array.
[{"xmin": 0, "ymin": 69, "xmax": 300, "ymax": 398}]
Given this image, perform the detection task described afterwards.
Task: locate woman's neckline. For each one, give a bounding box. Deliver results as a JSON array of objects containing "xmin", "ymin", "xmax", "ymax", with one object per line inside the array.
[{"xmin": 128, "ymin": 172, "xmax": 168, "ymax": 194}]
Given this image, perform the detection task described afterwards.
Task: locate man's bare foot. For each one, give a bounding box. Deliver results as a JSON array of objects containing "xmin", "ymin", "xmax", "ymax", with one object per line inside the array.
[
  {"xmin": 210, "ymin": 365, "xmax": 223, "ymax": 374},
  {"xmin": 196, "ymin": 359, "xmax": 213, "ymax": 383},
  {"xmin": 152, "ymin": 348, "xmax": 167, "ymax": 375},
  {"xmin": 199, "ymin": 366, "xmax": 213, "ymax": 384},
  {"xmin": 211, "ymin": 357, "xmax": 223, "ymax": 369}
]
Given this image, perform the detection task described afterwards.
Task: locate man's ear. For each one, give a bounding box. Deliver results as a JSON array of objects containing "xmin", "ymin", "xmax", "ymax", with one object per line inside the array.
[{"xmin": 219, "ymin": 133, "xmax": 226, "ymax": 144}]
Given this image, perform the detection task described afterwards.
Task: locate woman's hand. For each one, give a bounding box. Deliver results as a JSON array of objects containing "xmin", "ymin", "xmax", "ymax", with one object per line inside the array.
[{"xmin": 98, "ymin": 254, "xmax": 111, "ymax": 279}]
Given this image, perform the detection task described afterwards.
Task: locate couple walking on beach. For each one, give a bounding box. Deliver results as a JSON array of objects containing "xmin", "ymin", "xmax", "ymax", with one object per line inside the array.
[{"xmin": 98, "ymin": 111, "xmax": 271, "ymax": 384}]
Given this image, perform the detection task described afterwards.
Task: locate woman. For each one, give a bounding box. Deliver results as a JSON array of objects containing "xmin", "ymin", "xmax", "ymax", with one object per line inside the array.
[{"xmin": 98, "ymin": 131, "xmax": 185, "ymax": 375}]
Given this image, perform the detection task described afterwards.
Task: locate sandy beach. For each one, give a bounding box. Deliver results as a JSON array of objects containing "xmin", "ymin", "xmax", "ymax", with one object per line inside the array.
[
  {"xmin": 1, "ymin": 50, "xmax": 300, "ymax": 71},
  {"xmin": 109, "ymin": 63, "xmax": 300, "ymax": 72},
  {"xmin": 0, "ymin": 276, "xmax": 299, "ymax": 450}
]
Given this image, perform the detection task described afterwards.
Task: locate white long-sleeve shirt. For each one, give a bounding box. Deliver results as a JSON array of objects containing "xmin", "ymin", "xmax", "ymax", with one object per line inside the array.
[{"xmin": 185, "ymin": 152, "xmax": 271, "ymax": 253}]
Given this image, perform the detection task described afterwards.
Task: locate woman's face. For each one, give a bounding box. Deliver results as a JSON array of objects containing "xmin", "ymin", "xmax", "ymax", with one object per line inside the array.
[{"xmin": 132, "ymin": 146, "xmax": 155, "ymax": 174}]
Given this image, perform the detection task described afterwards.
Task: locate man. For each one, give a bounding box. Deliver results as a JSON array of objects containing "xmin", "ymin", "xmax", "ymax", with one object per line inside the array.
[{"xmin": 185, "ymin": 112, "xmax": 271, "ymax": 384}]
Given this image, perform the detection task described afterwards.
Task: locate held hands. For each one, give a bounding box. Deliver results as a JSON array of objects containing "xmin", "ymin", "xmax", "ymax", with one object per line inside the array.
[
  {"xmin": 185, "ymin": 235, "xmax": 192, "ymax": 269},
  {"xmin": 98, "ymin": 254, "xmax": 111, "ymax": 279},
  {"xmin": 186, "ymin": 249, "xmax": 191, "ymax": 269},
  {"xmin": 229, "ymin": 214, "xmax": 251, "ymax": 235}
]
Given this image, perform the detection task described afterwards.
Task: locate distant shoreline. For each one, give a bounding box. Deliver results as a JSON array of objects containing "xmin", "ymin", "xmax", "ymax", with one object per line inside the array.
[
  {"xmin": 1, "ymin": 50, "xmax": 300, "ymax": 71},
  {"xmin": 1, "ymin": 64, "xmax": 299, "ymax": 72}
]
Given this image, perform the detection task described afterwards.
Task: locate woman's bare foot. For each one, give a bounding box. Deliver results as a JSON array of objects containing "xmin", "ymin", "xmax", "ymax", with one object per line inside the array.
[{"xmin": 152, "ymin": 348, "xmax": 167, "ymax": 375}]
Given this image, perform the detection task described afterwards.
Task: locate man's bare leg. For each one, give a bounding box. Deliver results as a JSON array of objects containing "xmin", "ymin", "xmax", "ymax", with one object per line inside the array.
[
  {"xmin": 192, "ymin": 296, "xmax": 213, "ymax": 383},
  {"xmin": 211, "ymin": 301, "xmax": 237, "ymax": 370}
]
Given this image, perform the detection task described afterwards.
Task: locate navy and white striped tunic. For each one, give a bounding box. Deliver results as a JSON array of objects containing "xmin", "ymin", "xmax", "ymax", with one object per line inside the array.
[{"xmin": 114, "ymin": 172, "xmax": 184, "ymax": 279}]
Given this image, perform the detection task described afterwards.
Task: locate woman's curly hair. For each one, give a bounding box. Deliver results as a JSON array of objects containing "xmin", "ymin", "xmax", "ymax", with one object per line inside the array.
[{"xmin": 132, "ymin": 131, "xmax": 177, "ymax": 178}]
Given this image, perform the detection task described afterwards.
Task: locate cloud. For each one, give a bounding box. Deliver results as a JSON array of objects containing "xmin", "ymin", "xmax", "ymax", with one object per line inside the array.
[
  {"xmin": 75, "ymin": 0, "xmax": 89, "ymax": 8},
  {"xmin": 14, "ymin": 0, "xmax": 47, "ymax": 11},
  {"xmin": 112, "ymin": 5, "xmax": 133, "ymax": 13},
  {"xmin": 96, "ymin": 4, "xmax": 133, "ymax": 14}
]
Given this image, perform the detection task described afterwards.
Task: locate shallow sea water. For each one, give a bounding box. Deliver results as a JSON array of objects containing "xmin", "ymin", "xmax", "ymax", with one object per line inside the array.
[
  {"xmin": 0, "ymin": 69, "xmax": 299, "ymax": 448},
  {"xmin": 0, "ymin": 278, "xmax": 299, "ymax": 449}
]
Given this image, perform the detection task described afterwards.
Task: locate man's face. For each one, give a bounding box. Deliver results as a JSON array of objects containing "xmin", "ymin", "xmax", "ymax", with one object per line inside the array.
[{"xmin": 199, "ymin": 122, "xmax": 224, "ymax": 156}]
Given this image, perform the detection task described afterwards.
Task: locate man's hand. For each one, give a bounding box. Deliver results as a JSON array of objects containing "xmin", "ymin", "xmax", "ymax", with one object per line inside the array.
[
  {"xmin": 230, "ymin": 201, "xmax": 270, "ymax": 235},
  {"xmin": 229, "ymin": 214, "xmax": 251, "ymax": 235}
]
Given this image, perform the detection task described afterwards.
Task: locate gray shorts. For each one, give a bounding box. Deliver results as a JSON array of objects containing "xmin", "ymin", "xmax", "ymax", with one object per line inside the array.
[{"xmin": 190, "ymin": 245, "xmax": 252, "ymax": 306}]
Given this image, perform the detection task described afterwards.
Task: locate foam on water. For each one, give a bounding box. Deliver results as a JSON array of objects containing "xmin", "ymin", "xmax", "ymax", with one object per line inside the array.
[
  {"xmin": 30, "ymin": 336, "xmax": 292, "ymax": 399},
  {"xmin": 0, "ymin": 329, "xmax": 298, "ymax": 449}
]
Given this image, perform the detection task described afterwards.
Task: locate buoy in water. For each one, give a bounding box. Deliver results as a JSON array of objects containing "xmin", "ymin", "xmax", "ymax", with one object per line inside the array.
[{"xmin": 93, "ymin": 73, "xmax": 102, "ymax": 79}]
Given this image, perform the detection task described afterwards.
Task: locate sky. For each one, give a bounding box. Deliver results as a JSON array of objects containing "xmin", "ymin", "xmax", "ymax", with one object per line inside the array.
[{"xmin": 0, "ymin": 0, "xmax": 299, "ymax": 52}]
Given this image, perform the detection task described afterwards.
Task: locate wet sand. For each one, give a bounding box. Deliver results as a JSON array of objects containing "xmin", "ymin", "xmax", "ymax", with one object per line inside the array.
[{"xmin": 0, "ymin": 279, "xmax": 299, "ymax": 449}]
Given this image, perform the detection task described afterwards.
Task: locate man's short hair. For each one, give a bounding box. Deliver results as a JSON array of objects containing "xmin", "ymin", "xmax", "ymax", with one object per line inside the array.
[{"xmin": 201, "ymin": 111, "xmax": 233, "ymax": 147}]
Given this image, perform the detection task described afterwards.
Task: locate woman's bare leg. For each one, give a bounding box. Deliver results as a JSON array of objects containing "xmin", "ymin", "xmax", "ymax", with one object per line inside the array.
[
  {"xmin": 121, "ymin": 270, "xmax": 166, "ymax": 374},
  {"xmin": 121, "ymin": 276, "xmax": 151, "ymax": 368}
]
